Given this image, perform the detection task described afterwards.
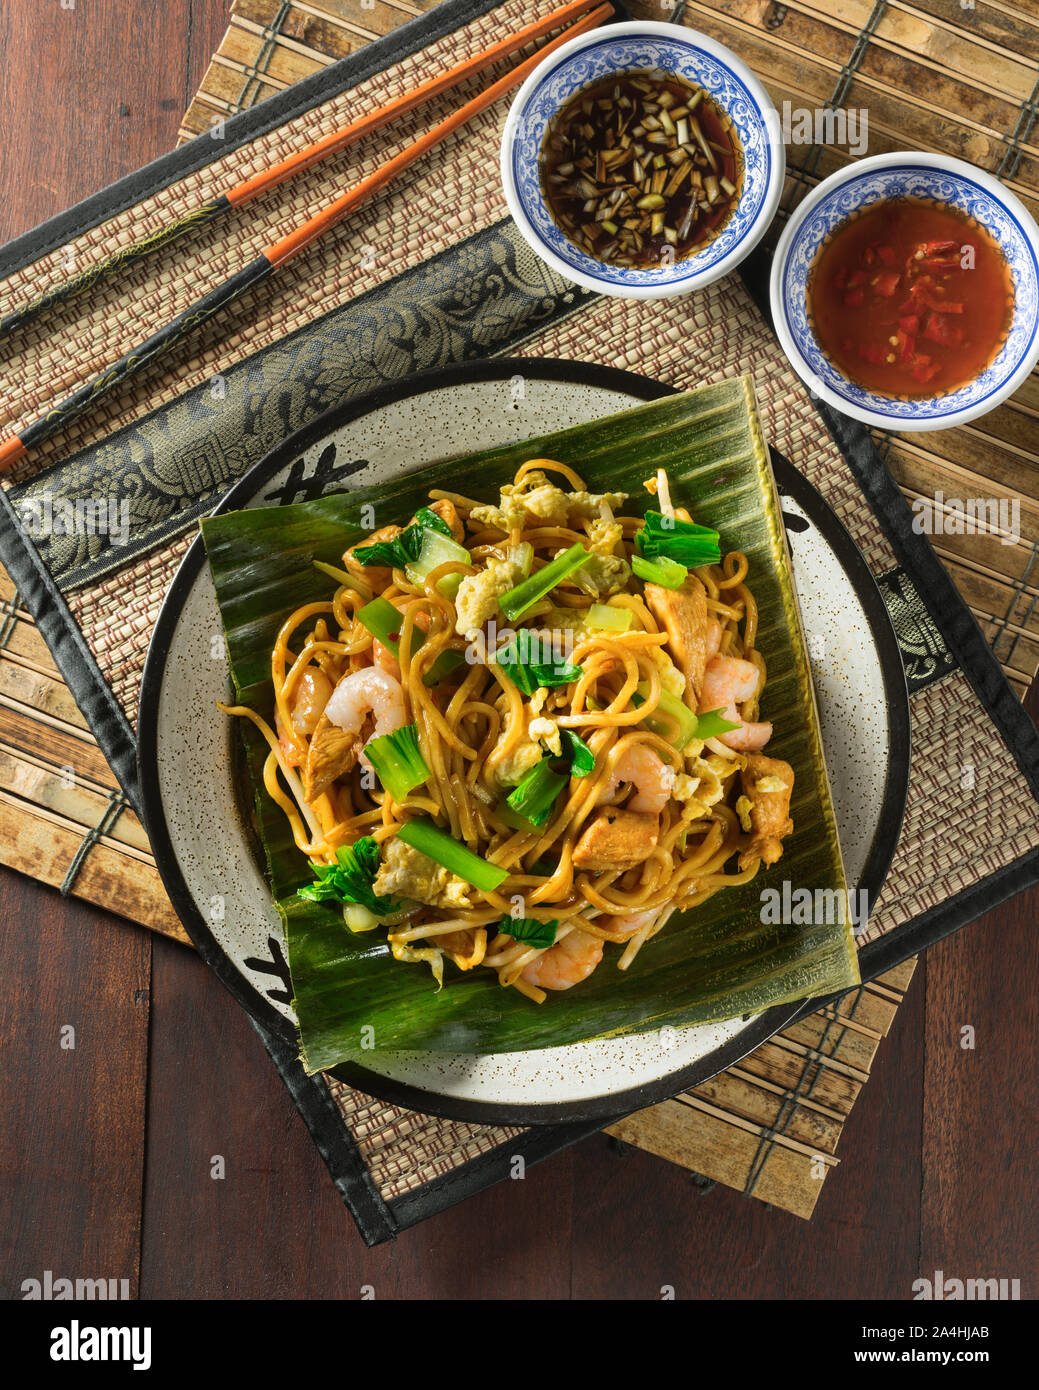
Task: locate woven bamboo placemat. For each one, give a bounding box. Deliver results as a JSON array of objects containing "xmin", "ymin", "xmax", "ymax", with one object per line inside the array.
[{"xmin": 0, "ymin": 0, "xmax": 1036, "ymax": 1238}]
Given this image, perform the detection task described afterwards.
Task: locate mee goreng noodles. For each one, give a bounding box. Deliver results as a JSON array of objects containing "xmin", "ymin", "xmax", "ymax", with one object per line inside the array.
[{"xmin": 221, "ymin": 459, "xmax": 795, "ymax": 1005}]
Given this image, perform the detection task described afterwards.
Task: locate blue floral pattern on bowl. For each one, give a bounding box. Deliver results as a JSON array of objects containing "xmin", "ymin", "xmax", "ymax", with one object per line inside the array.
[
  {"xmin": 508, "ymin": 33, "xmax": 773, "ymax": 288},
  {"xmin": 777, "ymin": 166, "xmax": 1039, "ymax": 421}
]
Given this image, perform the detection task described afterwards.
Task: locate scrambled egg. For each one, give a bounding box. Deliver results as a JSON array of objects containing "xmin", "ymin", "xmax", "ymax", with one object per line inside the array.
[
  {"xmin": 487, "ymin": 699, "xmax": 561, "ymax": 786},
  {"xmin": 735, "ymin": 795, "xmax": 755, "ymax": 833},
  {"xmin": 527, "ymin": 715, "xmax": 562, "ymax": 756},
  {"xmin": 646, "ymin": 643, "xmax": 686, "ymax": 697},
  {"xmin": 571, "ymin": 518, "xmax": 631, "ymax": 597},
  {"xmin": 672, "ymin": 773, "xmax": 701, "ymax": 801},
  {"xmin": 374, "ymin": 838, "xmax": 474, "ymax": 910},
  {"xmin": 453, "ymin": 555, "xmax": 526, "ymax": 641},
  {"xmin": 470, "ymin": 472, "xmax": 627, "ymax": 533},
  {"xmin": 753, "ymin": 775, "xmax": 788, "ymax": 794}
]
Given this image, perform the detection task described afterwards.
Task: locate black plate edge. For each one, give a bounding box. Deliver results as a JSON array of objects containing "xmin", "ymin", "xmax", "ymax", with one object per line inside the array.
[{"xmin": 137, "ymin": 355, "xmax": 910, "ymax": 1127}]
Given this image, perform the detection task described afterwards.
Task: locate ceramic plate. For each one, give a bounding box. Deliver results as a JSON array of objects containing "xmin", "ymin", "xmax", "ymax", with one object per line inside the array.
[{"xmin": 138, "ymin": 359, "xmax": 909, "ymax": 1124}]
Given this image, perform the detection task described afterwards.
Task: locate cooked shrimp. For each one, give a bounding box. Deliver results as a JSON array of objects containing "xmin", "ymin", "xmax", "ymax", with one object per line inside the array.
[
  {"xmin": 372, "ymin": 639, "xmax": 401, "ymax": 680},
  {"xmin": 277, "ymin": 668, "xmax": 333, "ymax": 765},
  {"xmin": 324, "ymin": 667, "xmax": 406, "ymax": 768},
  {"xmin": 372, "ymin": 599, "xmax": 431, "ymax": 680},
  {"xmin": 596, "ymin": 742, "xmax": 675, "ymax": 814},
  {"xmin": 700, "ymin": 655, "xmax": 759, "ymax": 709},
  {"xmin": 699, "ymin": 654, "xmax": 772, "ymax": 752},
  {"xmin": 596, "ymin": 907, "xmax": 660, "ymax": 938},
  {"xmin": 520, "ymin": 926, "xmax": 603, "ymax": 991}
]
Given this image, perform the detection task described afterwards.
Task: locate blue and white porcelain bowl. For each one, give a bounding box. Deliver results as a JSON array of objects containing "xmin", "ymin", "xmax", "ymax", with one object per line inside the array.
[
  {"xmin": 500, "ymin": 22, "xmax": 784, "ymax": 299},
  {"xmin": 770, "ymin": 152, "xmax": 1039, "ymax": 432}
]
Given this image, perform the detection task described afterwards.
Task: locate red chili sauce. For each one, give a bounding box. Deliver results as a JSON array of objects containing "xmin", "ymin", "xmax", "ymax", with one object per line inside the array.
[{"xmin": 808, "ymin": 199, "xmax": 1013, "ymax": 396}]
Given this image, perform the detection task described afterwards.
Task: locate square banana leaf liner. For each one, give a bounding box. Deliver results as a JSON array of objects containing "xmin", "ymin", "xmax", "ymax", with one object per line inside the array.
[{"xmin": 201, "ymin": 376, "xmax": 859, "ymax": 1069}]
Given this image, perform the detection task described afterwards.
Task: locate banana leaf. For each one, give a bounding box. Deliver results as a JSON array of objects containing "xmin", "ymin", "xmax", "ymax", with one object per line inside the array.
[{"xmin": 201, "ymin": 376, "xmax": 859, "ymax": 1070}]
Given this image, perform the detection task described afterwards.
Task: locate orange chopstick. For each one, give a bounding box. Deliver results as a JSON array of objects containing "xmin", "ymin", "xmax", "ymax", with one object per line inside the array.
[
  {"xmin": 0, "ymin": 3, "xmax": 611, "ymax": 474},
  {"xmin": 228, "ymin": 0, "xmax": 606, "ymax": 208},
  {"xmin": 0, "ymin": 0, "xmax": 606, "ymax": 343}
]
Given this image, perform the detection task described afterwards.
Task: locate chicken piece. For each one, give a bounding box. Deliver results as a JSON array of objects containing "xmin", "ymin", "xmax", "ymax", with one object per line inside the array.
[
  {"xmin": 571, "ymin": 808, "xmax": 660, "ymax": 872},
  {"xmin": 373, "ymin": 837, "xmax": 475, "ymax": 909},
  {"xmin": 301, "ymin": 711, "xmax": 369, "ymax": 802},
  {"xmin": 430, "ymin": 498, "xmax": 464, "ymax": 542},
  {"xmin": 645, "ymin": 578, "xmax": 709, "ymax": 702},
  {"xmin": 737, "ymin": 754, "xmax": 794, "ymax": 870},
  {"xmin": 343, "ymin": 523, "xmax": 401, "ymax": 591}
]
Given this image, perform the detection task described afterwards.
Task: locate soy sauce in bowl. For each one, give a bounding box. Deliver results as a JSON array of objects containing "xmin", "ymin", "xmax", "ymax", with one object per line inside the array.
[
  {"xmin": 808, "ymin": 198, "xmax": 1014, "ymax": 397},
  {"xmin": 540, "ymin": 69, "xmax": 743, "ymax": 270}
]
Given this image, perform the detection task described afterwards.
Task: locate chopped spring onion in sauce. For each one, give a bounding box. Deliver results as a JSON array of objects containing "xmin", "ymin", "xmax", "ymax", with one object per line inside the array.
[
  {"xmin": 396, "ymin": 818, "xmax": 509, "ymax": 892},
  {"xmin": 632, "ymin": 554, "xmax": 688, "ymax": 589},
  {"xmin": 498, "ymin": 543, "xmax": 590, "ymax": 622},
  {"xmin": 364, "ymin": 723, "xmax": 430, "ymax": 803}
]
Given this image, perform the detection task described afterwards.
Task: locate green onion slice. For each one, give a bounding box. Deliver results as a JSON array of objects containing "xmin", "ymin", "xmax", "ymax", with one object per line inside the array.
[
  {"xmin": 631, "ymin": 681, "xmax": 699, "ymax": 749},
  {"xmin": 695, "ymin": 707, "xmax": 742, "ymax": 740},
  {"xmin": 396, "ymin": 818, "xmax": 508, "ymax": 892},
  {"xmin": 498, "ymin": 543, "xmax": 589, "ymax": 622}
]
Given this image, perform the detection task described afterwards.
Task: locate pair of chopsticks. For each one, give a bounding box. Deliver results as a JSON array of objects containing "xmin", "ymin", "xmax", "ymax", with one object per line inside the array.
[{"xmin": 0, "ymin": 0, "xmax": 612, "ymax": 474}]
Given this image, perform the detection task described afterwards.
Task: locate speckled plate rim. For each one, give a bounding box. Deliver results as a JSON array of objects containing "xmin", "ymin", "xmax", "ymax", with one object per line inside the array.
[{"xmin": 138, "ymin": 358, "xmax": 910, "ymax": 1126}]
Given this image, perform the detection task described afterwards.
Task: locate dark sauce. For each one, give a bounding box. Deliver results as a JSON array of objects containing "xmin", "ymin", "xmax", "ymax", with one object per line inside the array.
[{"xmin": 540, "ymin": 69, "xmax": 743, "ymax": 269}]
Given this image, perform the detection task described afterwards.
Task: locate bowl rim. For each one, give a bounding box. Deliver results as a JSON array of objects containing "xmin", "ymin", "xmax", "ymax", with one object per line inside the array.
[
  {"xmin": 499, "ymin": 19, "xmax": 785, "ymax": 300},
  {"xmin": 769, "ymin": 150, "xmax": 1039, "ymax": 432}
]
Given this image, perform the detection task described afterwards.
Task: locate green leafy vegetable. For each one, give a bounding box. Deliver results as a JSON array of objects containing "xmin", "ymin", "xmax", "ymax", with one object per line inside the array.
[
  {"xmin": 352, "ymin": 506, "xmax": 452, "ymax": 568},
  {"xmin": 506, "ymin": 759, "xmax": 568, "ymax": 827},
  {"xmin": 635, "ymin": 510, "xmax": 721, "ymax": 567},
  {"xmin": 396, "ymin": 818, "xmax": 509, "ymax": 892},
  {"xmin": 404, "ymin": 526, "xmax": 470, "ymax": 599},
  {"xmin": 500, "ymin": 917, "xmax": 559, "ymax": 948},
  {"xmin": 365, "ymin": 723, "xmax": 430, "ymax": 803},
  {"xmin": 498, "ymin": 543, "xmax": 589, "ymax": 621},
  {"xmin": 493, "ymin": 632, "xmax": 583, "ymax": 697},
  {"xmin": 560, "ymin": 729, "xmax": 595, "ymax": 777},
  {"xmin": 297, "ymin": 837, "xmax": 401, "ymax": 915},
  {"xmin": 632, "ymin": 554, "xmax": 688, "ymax": 589}
]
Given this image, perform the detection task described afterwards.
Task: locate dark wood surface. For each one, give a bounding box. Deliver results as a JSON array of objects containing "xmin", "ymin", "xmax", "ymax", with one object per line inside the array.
[{"xmin": 1, "ymin": 0, "xmax": 1036, "ymax": 1301}]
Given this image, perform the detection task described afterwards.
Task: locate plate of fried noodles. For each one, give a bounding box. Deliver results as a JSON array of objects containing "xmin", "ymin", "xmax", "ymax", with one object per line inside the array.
[{"xmin": 139, "ymin": 359, "xmax": 908, "ymax": 1124}]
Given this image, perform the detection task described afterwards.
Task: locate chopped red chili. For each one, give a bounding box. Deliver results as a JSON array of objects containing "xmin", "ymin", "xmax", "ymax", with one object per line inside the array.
[{"xmin": 808, "ymin": 198, "xmax": 1013, "ymax": 396}]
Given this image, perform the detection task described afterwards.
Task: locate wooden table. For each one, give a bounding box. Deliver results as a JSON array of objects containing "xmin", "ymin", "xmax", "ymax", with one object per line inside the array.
[{"xmin": 1, "ymin": 0, "xmax": 1036, "ymax": 1299}]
